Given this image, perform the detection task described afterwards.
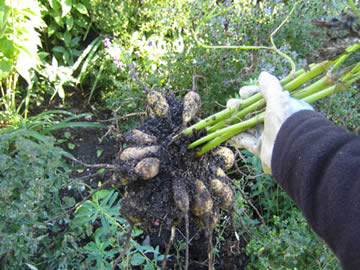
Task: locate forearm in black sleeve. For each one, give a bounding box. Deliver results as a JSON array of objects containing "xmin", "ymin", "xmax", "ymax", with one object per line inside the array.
[{"xmin": 271, "ymin": 110, "xmax": 360, "ymax": 270}]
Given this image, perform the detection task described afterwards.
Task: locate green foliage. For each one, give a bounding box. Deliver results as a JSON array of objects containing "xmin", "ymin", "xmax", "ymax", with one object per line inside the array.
[
  {"xmin": 0, "ymin": 110, "xmax": 106, "ymax": 136},
  {"xmin": 88, "ymin": 0, "xmax": 140, "ymax": 38},
  {"xmin": 231, "ymin": 152, "xmax": 341, "ymax": 269},
  {"xmin": 0, "ymin": 129, "xmax": 83, "ymax": 269},
  {"xmin": 40, "ymin": 0, "xmax": 91, "ymax": 66},
  {"xmin": 1, "ymin": 1, "xmax": 358, "ymax": 269},
  {"xmin": 37, "ymin": 36, "xmax": 102, "ymax": 100},
  {"xmin": 72, "ymin": 189, "xmax": 166, "ymax": 270},
  {"xmin": 246, "ymin": 212, "xmax": 341, "ymax": 269},
  {"xmin": 315, "ymin": 91, "xmax": 360, "ymax": 132},
  {"xmin": 84, "ymin": 0, "xmax": 348, "ymax": 118},
  {"xmin": 0, "ymin": 0, "xmax": 44, "ymax": 119},
  {"xmin": 0, "ymin": 0, "xmax": 44, "ymax": 83}
]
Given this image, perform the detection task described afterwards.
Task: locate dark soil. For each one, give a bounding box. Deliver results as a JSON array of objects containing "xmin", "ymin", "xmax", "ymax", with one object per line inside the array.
[{"xmin": 59, "ymin": 91, "xmax": 250, "ymax": 269}]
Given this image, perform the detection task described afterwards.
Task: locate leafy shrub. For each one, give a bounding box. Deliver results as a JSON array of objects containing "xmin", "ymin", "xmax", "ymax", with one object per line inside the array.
[
  {"xmin": 315, "ymin": 91, "xmax": 360, "ymax": 133},
  {"xmin": 71, "ymin": 189, "xmax": 166, "ymax": 270},
  {"xmin": 0, "ymin": 0, "xmax": 44, "ymax": 120},
  {"xmin": 83, "ymin": 0, "xmax": 348, "ymax": 118},
  {"xmin": 40, "ymin": 0, "xmax": 91, "ymax": 66},
  {"xmin": 232, "ymin": 152, "xmax": 340, "ymax": 269},
  {"xmin": 246, "ymin": 212, "xmax": 341, "ymax": 270},
  {"xmin": 0, "ymin": 130, "xmax": 83, "ymax": 269}
]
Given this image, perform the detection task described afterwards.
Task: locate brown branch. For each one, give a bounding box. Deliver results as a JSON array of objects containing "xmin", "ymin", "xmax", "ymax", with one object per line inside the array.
[{"xmin": 65, "ymin": 155, "xmax": 118, "ymax": 169}]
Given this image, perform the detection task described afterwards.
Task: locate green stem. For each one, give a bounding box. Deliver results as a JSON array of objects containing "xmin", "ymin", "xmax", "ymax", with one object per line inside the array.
[
  {"xmin": 331, "ymin": 43, "xmax": 360, "ymax": 72},
  {"xmin": 192, "ymin": 69, "xmax": 360, "ymax": 154},
  {"xmin": 269, "ymin": 0, "xmax": 301, "ymax": 74},
  {"xmin": 183, "ymin": 61, "xmax": 330, "ymax": 135},
  {"xmin": 292, "ymin": 74, "xmax": 332, "ymax": 99},
  {"xmin": 188, "ymin": 112, "xmax": 265, "ymax": 149},
  {"xmin": 196, "ymin": 113, "xmax": 265, "ymax": 155},
  {"xmin": 195, "ymin": 80, "xmax": 354, "ymax": 155},
  {"xmin": 182, "ymin": 105, "xmax": 236, "ymax": 135},
  {"xmin": 207, "ymin": 99, "xmax": 265, "ymax": 133},
  {"xmin": 280, "ymin": 63, "xmax": 315, "ymax": 85},
  {"xmin": 283, "ymin": 61, "xmax": 330, "ymax": 91}
]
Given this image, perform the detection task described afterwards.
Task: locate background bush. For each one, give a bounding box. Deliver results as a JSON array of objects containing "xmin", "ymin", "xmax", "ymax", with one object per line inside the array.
[{"xmin": 0, "ymin": 0, "xmax": 358, "ymax": 269}]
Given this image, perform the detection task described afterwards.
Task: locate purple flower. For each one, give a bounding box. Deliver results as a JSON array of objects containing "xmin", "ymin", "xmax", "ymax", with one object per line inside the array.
[
  {"xmin": 129, "ymin": 64, "xmax": 135, "ymax": 70},
  {"xmin": 148, "ymin": 41, "xmax": 153, "ymax": 47},
  {"xmin": 113, "ymin": 57, "xmax": 121, "ymax": 68},
  {"xmin": 104, "ymin": 37, "xmax": 111, "ymax": 49}
]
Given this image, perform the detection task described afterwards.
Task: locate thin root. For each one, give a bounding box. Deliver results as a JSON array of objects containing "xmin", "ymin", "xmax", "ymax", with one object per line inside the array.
[
  {"xmin": 185, "ymin": 213, "xmax": 189, "ymax": 270},
  {"xmin": 161, "ymin": 225, "xmax": 176, "ymax": 270}
]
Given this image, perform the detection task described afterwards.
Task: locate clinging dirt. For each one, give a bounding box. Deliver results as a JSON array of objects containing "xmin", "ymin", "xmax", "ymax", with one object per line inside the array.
[{"xmin": 110, "ymin": 90, "xmax": 237, "ymax": 269}]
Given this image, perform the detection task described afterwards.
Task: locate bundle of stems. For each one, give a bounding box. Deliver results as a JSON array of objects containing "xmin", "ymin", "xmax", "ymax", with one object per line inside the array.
[{"xmin": 183, "ymin": 43, "xmax": 360, "ymax": 156}]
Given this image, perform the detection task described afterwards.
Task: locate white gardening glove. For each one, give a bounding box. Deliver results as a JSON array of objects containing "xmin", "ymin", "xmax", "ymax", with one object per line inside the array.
[{"xmin": 227, "ymin": 72, "xmax": 314, "ymax": 174}]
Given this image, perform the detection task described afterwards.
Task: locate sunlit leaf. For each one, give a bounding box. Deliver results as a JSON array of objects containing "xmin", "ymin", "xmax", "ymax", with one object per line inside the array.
[
  {"xmin": 0, "ymin": 1, "xmax": 10, "ymax": 37},
  {"xmin": 60, "ymin": 0, "xmax": 72, "ymax": 18},
  {"xmin": 0, "ymin": 37, "xmax": 15, "ymax": 58},
  {"xmin": 66, "ymin": 16, "xmax": 74, "ymax": 30},
  {"xmin": 75, "ymin": 3, "xmax": 88, "ymax": 15},
  {"xmin": 0, "ymin": 60, "xmax": 11, "ymax": 80},
  {"xmin": 55, "ymin": 84, "xmax": 65, "ymax": 99}
]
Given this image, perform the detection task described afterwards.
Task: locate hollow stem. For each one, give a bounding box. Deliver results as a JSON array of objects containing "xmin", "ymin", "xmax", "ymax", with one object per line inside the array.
[
  {"xmin": 195, "ymin": 82, "xmax": 351, "ymax": 155},
  {"xmin": 183, "ymin": 62, "xmax": 326, "ymax": 135},
  {"xmin": 283, "ymin": 61, "xmax": 330, "ymax": 91},
  {"xmin": 188, "ymin": 112, "xmax": 265, "ymax": 150}
]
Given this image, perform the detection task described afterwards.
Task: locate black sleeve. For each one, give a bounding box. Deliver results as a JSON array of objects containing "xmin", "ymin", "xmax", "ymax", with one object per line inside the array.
[{"xmin": 271, "ymin": 110, "xmax": 360, "ymax": 270}]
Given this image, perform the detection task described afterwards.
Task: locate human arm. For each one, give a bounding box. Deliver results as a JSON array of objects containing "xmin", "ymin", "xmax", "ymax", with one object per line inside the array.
[
  {"xmin": 272, "ymin": 110, "xmax": 360, "ymax": 270},
  {"xmin": 228, "ymin": 72, "xmax": 360, "ymax": 269}
]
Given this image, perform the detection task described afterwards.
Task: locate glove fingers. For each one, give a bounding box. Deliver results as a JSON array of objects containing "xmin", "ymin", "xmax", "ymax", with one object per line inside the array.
[
  {"xmin": 228, "ymin": 132, "xmax": 261, "ymax": 156},
  {"xmin": 226, "ymin": 98, "xmax": 242, "ymax": 108},
  {"xmin": 258, "ymin": 72, "xmax": 284, "ymax": 102},
  {"xmin": 239, "ymin": 85, "xmax": 260, "ymax": 99}
]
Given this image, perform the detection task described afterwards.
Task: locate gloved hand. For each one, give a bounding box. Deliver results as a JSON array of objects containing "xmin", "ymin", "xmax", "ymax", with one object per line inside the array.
[{"xmin": 227, "ymin": 72, "xmax": 314, "ymax": 174}]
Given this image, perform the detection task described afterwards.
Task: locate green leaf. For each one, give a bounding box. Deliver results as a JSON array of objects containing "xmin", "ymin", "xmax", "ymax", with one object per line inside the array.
[
  {"xmin": 67, "ymin": 142, "xmax": 75, "ymax": 149},
  {"xmin": 0, "ymin": 60, "xmax": 11, "ymax": 80},
  {"xmin": 55, "ymin": 84, "xmax": 65, "ymax": 99},
  {"xmin": 40, "ymin": 121, "xmax": 106, "ymax": 134},
  {"xmin": 48, "ymin": 22, "xmax": 57, "ymax": 37},
  {"xmin": 66, "ymin": 16, "xmax": 74, "ymax": 30},
  {"xmin": 52, "ymin": 46, "xmax": 66, "ymax": 53},
  {"xmin": 25, "ymin": 263, "xmax": 39, "ymax": 270},
  {"xmin": 75, "ymin": 3, "xmax": 88, "ymax": 15},
  {"xmin": 49, "ymin": 0, "xmax": 60, "ymax": 10},
  {"xmin": 94, "ymin": 189, "xmax": 110, "ymax": 200},
  {"xmin": 97, "ymin": 168, "xmax": 105, "ymax": 174},
  {"xmin": 64, "ymin": 30, "xmax": 71, "ymax": 47},
  {"xmin": 144, "ymin": 262, "xmax": 154, "ymax": 270},
  {"xmin": 0, "ymin": 1, "xmax": 10, "ymax": 38},
  {"xmin": 0, "ymin": 38, "xmax": 14, "ymax": 58},
  {"xmin": 61, "ymin": 0, "xmax": 72, "ymax": 17},
  {"xmin": 131, "ymin": 253, "xmax": 146, "ymax": 266},
  {"xmin": 64, "ymin": 131, "xmax": 71, "ymax": 138}
]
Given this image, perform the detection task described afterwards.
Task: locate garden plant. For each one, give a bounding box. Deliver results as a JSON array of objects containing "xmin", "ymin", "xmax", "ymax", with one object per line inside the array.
[{"xmin": 1, "ymin": 0, "xmax": 359, "ymax": 269}]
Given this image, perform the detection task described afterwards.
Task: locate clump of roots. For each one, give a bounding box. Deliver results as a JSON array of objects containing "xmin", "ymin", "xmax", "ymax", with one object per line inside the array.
[{"xmin": 111, "ymin": 88, "xmax": 235, "ymax": 269}]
